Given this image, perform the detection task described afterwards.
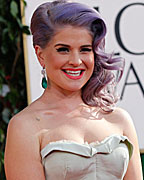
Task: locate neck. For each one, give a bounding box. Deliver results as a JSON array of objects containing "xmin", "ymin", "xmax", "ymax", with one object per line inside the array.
[{"xmin": 40, "ymin": 86, "xmax": 84, "ymax": 110}]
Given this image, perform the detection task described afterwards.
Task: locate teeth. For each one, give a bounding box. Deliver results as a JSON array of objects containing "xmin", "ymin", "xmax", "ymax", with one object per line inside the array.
[
  {"xmin": 63, "ymin": 70, "xmax": 82, "ymax": 76},
  {"xmin": 68, "ymin": 73, "xmax": 80, "ymax": 76},
  {"xmin": 65, "ymin": 70, "xmax": 81, "ymax": 74}
]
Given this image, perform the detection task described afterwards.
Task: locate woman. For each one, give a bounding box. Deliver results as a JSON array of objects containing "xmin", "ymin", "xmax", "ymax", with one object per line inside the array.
[{"xmin": 4, "ymin": 0, "xmax": 143, "ymax": 179}]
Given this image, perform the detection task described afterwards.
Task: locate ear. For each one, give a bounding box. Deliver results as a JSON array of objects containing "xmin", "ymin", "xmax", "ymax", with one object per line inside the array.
[{"xmin": 35, "ymin": 45, "xmax": 45, "ymax": 67}]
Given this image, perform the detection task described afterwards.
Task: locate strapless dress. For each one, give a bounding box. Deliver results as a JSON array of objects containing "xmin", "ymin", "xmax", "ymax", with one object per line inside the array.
[{"xmin": 41, "ymin": 134, "xmax": 133, "ymax": 180}]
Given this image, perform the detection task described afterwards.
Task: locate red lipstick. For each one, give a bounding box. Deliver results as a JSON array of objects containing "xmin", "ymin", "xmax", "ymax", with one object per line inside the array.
[{"xmin": 62, "ymin": 68, "xmax": 85, "ymax": 80}]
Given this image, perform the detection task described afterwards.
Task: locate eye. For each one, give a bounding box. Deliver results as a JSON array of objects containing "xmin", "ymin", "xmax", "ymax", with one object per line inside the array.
[
  {"xmin": 56, "ymin": 47, "xmax": 69, "ymax": 53},
  {"xmin": 80, "ymin": 47, "xmax": 92, "ymax": 53}
]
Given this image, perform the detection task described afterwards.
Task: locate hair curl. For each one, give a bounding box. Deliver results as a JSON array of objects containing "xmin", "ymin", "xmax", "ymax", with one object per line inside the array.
[{"xmin": 30, "ymin": 0, "xmax": 125, "ymax": 112}]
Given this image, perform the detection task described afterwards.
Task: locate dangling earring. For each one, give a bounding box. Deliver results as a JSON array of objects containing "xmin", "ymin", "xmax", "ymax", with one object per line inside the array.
[{"xmin": 41, "ymin": 67, "xmax": 47, "ymax": 89}]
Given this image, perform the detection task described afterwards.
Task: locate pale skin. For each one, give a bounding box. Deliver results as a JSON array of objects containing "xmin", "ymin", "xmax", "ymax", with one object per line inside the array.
[{"xmin": 4, "ymin": 26, "xmax": 143, "ymax": 180}]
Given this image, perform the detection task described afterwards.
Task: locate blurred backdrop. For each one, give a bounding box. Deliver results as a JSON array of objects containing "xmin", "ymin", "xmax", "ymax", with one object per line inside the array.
[{"xmin": 0, "ymin": 0, "xmax": 30, "ymax": 179}]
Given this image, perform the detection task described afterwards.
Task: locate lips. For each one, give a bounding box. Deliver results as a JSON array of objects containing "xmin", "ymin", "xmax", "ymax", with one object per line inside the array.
[{"xmin": 62, "ymin": 68, "xmax": 85, "ymax": 80}]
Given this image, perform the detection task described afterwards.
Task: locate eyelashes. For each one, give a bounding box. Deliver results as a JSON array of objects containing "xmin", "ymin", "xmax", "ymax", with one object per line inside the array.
[
  {"xmin": 80, "ymin": 48, "xmax": 92, "ymax": 52},
  {"xmin": 56, "ymin": 47, "xmax": 69, "ymax": 52},
  {"xmin": 56, "ymin": 47, "xmax": 92, "ymax": 53}
]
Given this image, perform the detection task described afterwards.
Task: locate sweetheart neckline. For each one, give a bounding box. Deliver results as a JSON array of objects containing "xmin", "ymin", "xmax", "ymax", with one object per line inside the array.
[
  {"xmin": 41, "ymin": 134, "xmax": 133, "ymax": 160},
  {"xmin": 41, "ymin": 134, "xmax": 127, "ymax": 152}
]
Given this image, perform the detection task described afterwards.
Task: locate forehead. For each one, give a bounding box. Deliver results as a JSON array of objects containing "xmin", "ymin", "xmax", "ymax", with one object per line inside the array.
[{"xmin": 50, "ymin": 26, "xmax": 93, "ymax": 45}]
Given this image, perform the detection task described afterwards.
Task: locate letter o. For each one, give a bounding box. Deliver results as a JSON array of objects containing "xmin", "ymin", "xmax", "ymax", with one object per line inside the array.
[{"xmin": 115, "ymin": 3, "xmax": 144, "ymax": 55}]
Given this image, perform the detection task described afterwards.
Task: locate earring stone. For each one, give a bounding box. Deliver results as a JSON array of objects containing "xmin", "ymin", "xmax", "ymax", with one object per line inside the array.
[{"xmin": 41, "ymin": 68, "xmax": 47, "ymax": 89}]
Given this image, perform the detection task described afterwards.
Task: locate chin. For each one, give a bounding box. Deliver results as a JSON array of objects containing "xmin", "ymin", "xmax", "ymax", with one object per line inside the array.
[
  {"xmin": 66, "ymin": 88, "xmax": 81, "ymax": 92},
  {"xmin": 62, "ymin": 85, "xmax": 83, "ymax": 92}
]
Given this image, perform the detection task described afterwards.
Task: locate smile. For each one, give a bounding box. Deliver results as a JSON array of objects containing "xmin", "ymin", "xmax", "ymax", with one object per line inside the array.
[{"xmin": 62, "ymin": 69, "xmax": 85, "ymax": 80}]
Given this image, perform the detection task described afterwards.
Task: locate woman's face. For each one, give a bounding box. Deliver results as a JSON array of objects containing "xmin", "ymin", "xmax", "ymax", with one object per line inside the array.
[{"xmin": 36, "ymin": 26, "xmax": 94, "ymax": 93}]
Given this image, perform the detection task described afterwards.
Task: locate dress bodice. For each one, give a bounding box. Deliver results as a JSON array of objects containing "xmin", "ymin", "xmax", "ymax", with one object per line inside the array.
[{"xmin": 41, "ymin": 134, "xmax": 133, "ymax": 180}]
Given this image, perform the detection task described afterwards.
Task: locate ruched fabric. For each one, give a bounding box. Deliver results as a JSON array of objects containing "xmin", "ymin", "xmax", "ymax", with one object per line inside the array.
[{"xmin": 41, "ymin": 134, "xmax": 133, "ymax": 180}]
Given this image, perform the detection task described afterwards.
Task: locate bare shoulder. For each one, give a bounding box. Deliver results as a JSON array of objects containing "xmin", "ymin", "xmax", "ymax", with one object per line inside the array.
[
  {"xmin": 102, "ymin": 107, "xmax": 137, "ymax": 140},
  {"xmin": 114, "ymin": 107, "xmax": 135, "ymax": 135},
  {"xmin": 109, "ymin": 108, "xmax": 143, "ymax": 179},
  {"xmin": 5, "ymin": 101, "xmax": 45, "ymax": 179},
  {"xmin": 106, "ymin": 107, "xmax": 134, "ymax": 130},
  {"xmin": 5, "ymin": 101, "xmax": 41, "ymax": 157},
  {"xmin": 8, "ymin": 102, "xmax": 39, "ymax": 134},
  {"xmin": 5, "ymin": 100, "xmax": 43, "ymax": 157},
  {"xmin": 112, "ymin": 107, "xmax": 138, "ymax": 143}
]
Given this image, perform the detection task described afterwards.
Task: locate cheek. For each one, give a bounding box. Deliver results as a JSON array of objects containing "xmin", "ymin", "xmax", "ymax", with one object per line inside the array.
[
  {"xmin": 85, "ymin": 54, "xmax": 94, "ymax": 69},
  {"xmin": 45, "ymin": 54, "xmax": 63, "ymax": 69},
  {"xmin": 50, "ymin": 55, "xmax": 68, "ymax": 69}
]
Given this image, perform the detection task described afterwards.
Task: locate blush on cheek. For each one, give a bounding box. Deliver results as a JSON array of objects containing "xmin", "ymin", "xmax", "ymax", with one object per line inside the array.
[{"xmin": 53, "ymin": 58, "xmax": 68, "ymax": 69}]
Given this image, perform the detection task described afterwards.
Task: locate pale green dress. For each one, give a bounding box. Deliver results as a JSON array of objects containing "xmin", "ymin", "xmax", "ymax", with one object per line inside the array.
[{"xmin": 41, "ymin": 134, "xmax": 133, "ymax": 180}]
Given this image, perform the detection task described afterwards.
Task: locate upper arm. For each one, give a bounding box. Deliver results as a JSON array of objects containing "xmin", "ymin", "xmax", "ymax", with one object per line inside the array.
[
  {"xmin": 4, "ymin": 116, "xmax": 45, "ymax": 180},
  {"xmin": 116, "ymin": 108, "xmax": 143, "ymax": 180}
]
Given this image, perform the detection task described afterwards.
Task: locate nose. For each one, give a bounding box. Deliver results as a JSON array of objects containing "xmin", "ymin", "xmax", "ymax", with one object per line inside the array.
[{"xmin": 68, "ymin": 51, "xmax": 82, "ymax": 66}]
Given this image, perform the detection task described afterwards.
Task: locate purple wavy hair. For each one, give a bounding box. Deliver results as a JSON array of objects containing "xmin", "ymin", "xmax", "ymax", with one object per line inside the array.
[{"xmin": 30, "ymin": 0, "xmax": 125, "ymax": 112}]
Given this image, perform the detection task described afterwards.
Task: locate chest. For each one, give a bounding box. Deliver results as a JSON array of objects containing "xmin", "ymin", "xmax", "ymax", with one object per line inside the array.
[{"xmin": 40, "ymin": 111, "xmax": 122, "ymax": 149}]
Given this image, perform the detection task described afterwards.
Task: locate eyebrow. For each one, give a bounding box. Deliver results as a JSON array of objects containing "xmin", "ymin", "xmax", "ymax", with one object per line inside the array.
[
  {"xmin": 54, "ymin": 43, "xmax": 92, "ymax": 48},
  {"xmin": 54, "ymin": 44, "xmax": 70, "ymax": 47}
]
